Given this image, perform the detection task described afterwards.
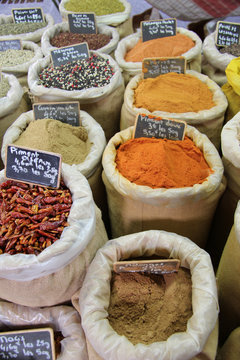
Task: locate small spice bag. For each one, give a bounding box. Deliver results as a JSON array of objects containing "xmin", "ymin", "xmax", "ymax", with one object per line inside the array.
[
  {"xmin": 0, "ymin": 301, "xmax": 88, "ymax": 359},
  {"xmin": 59, "ymin": 0, "xmax": 132, "ymax": 39},
  {"xmin": 73, "ymin": 230, "xmax": 219, "ymax": 360},
  {"xmin": 120, "ymin": 70, "xmax": 228, "ymax": 150},
  {"xmin": 0, "ymin": 41, "xmax": 43, "ymax": 88},
  {"xmin": 114, "ymin": 27, "xmax": 202, "ymax": 84},
  {"xmin": 41, "ymin": 22, "xmax": 119, "ymax": 57},
  {"xmin": 0, "ymin": 73, "xmax": 30, "ymax": 170},
  {"xmin": 218, "ymin": 327, "xmax": 240, "ymax": 360},
  {"xmin": 0, "ymin": 14, "xmax": 54, "ymax": 43},
  {"xmin": 102, "ymin": 125, "xmax": 225, "ymax": 248},
  {"xmin": 0, "ymin": 165, "xmax": 108, "ymax": 307},
  {"xmin": 28, "ymin": 52, "xmax": 124, "ymax": 141}
]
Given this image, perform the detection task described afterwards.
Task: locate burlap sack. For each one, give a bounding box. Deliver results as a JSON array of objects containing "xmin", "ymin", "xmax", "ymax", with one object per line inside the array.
[
  {"xmin": 0, "ymin": 40, "xmax": 43, "ymax": 88},
  {"xmin": 41, "ymin": 22, "xmax": 119, "ymax": 57},
  {"xmin": 202, "ymin": 31, "xmax": 235, "ymax": 86},
  {"xmin": 120, "ymin": 70, "xmax": 228, "ymax": 150},
  {"xmin": 217, "ymin": 203, "xmax": 240, "ymax": 342},
  {"xmin": 0, "ymin": 301, "xmax": 88, "ymax": 360},
  {"xmin": 28, "ymin": 51, "xmax": 124, "ymax": 141},
  {"xmin": 114, "ymin": 27, "xmax": 202, "ymax": 84},
  {"xmin": 0, "ymin": 166, "xmax": 108, "ymax": 307},
  {"xmin": 59, "ymin": 0, "xmax": 132, "ymax": 39},
  {"xmin": 75, "ymin": 230, "xmax": 218, "ymax": 360},
  {"xmin": 1, "ymin": 109, "xmax": 107, "ymax": 214},
  {"xmin": 0, "ymin": 14, "xmax": 54, "ymax": 43},
  {"xmin": 0, "ymin": 73, "xmax": 30, "ymax": 170},
  {"xmin": 217, "ymin": 327, "xmax": 240, "ymax": 360},
  {"xmin": 102, "ymin": 125, "xmax": 225, "ymax": 248}
]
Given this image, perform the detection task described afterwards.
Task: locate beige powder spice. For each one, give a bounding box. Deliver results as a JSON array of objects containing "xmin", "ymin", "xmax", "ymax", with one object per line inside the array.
[
  {"xmin": 14, "ymin": 118, "xmax": 91, "ymax": 165},
  {"xmin": 108, "ymin": 267, "xmax": 192, "ymax": 345}
]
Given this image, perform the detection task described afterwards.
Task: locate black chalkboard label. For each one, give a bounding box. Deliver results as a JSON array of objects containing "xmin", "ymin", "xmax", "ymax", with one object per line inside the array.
[
  {"xmin": 0, "ymin": 328, "xmax": 55, "ymax": 360},
  {"xmin": 0, "ymin": 39, "xmax": 22, "ymax": 51},
  {"xmin": 33, "ymin": 102, "xmax": 81, "ymax": 126},
  {"xmin": 5, "ymin": 145, "xmax": 62, "ymax": 188},
  {"xmin": 133, "ymin": 114, "xmax": 186, "ymax": 141},
  {"xmin": 142, "ymin": 57, "xmax": 186, "ymax": 78},
  {"xmin": 51, "ymin": 42, "xmax": 89, "ymax": 67},
  {"xmin": 68, "ymin": 13, "xmax": 97, "ymax": 34},
  {"xmin": 216, "ymin": 21, "xmax": 240, "ymax": 46},
  {"xmin": 141, "ymin": 18, "xmax": 176, "ymax": 42},
  {"xmin": 12, "ymin": 8, "xmax": 44, "ymax": 23}
]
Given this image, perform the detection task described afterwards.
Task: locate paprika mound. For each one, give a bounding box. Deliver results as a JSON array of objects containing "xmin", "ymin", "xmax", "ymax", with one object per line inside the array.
[
  {"xmin": 115, "ymin": 136, "xmax": 213, "ymax": 188},
  {"xmin": 125, "ymin": 34, "xmax": 195, "ymax": 62},
  {"xmin": 134, "ymin": 72, "xmax": 215, "ymax": 113}
]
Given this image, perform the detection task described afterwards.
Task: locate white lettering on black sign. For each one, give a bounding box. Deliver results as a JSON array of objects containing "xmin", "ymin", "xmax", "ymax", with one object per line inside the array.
[
  {"xmin": 141, "ymin": 18, "xmax": 176, "ymax": 42},
  {"xmin": 216, "ymin": 21, "xmax": 240, "ymax": 46},
  {"xmin": 68, "ymin": 13, "xmax": 96, "ymax": 34},
  {"xmin": 12, "ymin": 8, "xmax": 44, "ymax": 23},
  {"xmin": 0, "ymin": 40, "xmax": 21, "ymax": 51},
  {"xmin": 51, "ymin": 42, "xmax": 89, "ymax": 67},
  {"xmin": 6, "ymin": 145, "xmax": 61, "ymax": 188},
  {"xmin": 133, "ymin": 114, "xmax": 186, "ymax": 141},
  {"xmin": 33, "ymin": 102, "xmax": 80, "ymax": 126},
  {"xmin": 0, "ymin": 328, "xmax": 55, "ymax": 360},
  {"xmin": 143, "ymin": 57, "xmax": 186, "ymax": 78}
]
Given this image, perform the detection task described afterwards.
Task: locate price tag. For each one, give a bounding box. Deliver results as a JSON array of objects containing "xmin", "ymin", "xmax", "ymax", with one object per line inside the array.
[
  {"xmin": 141, "ymin": 18, "xmax": 176, "ymax": 42},
  {"xmin": 68, "ymin": 13, "xmax": 97, "ymax": 34},
  {"xmin": 216, "ymin": 21, "xmax": 240, "ymax": 47},
  {"xmin": 113, "ymin": 259, "xmax": 180, "ymax": 275},
  {"xmin": 133, "ymin": 114, "xmax": 186, "ymax": 141},
  {"xmin": 50, "ymin": 42, "xmax": 89, "ymax": 67},
  {"xmin": 0, "ymin": 39, "xmax": 22, "ymax": 51},
  {"xmin": 0, "ymin": 328, "xmax": 55, "ymax": 360},
  {"xmin": 5, "ymin": 145, "xmax": 62, "ymax": 189},
  {"xmin": 142, "ymin": 57, "xmax": 186, "ymax": 78},
  {"xmin": 12, "ymin": 8, "xmax": 44, "ymax": 23},
  {"xmin": 33, "ymin": 102, "xmax": 81, "ymax": 127}
]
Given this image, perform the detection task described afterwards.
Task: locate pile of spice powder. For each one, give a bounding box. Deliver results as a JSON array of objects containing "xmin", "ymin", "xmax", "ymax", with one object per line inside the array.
[
  {"xmin": 125, "ymin": 34, "xmax": 195, "ymax": 62},
  {"xmin": 0, "ymin": 49, "xmax": 35, "ymax": 66},
  {"xmin": 64, "ymin": 0, "xmax": 125, "ymax": 16},
  {"xmin": 134, "ymin": 72, "xmax": 215, "ymax": 113},
  {"xmin": 219, "ymin": 43, "xmax": 240, "ymax": 57},
  {"xmin": 38, "ymin": 54, "xmax": 115, "ymax": 91},
  {"xmin": 115, "ymin": 136, "xmax": 213, "ymax": 188},
  {"xmin": 0, "ymin": 77, "xmax": 10, "ymax": 98},
  {"xmin": 108, "ymin": 267, "xmax": 192, "ymax": 345},
  {"xmin": 0, "ymin": 22, "xmax": 47, "ymax": 35},
  {"xmin": 50, "ymin": 32, "xmax": 111, "ymax": 50}
]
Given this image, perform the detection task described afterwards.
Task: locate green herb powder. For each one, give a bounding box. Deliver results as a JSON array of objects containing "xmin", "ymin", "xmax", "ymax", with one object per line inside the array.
[{"xmin": 64, "ymin": 0, "xmax": 125, "ymax": 16}]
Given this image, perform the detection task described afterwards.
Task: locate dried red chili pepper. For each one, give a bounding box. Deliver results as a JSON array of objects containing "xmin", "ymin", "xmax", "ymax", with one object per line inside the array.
[{"xmin": 0, "ymin": 179, "xmax": 72, "ymax": 255}]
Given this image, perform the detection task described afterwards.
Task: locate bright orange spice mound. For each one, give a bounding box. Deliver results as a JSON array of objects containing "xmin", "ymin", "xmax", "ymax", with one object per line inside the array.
[
  {"xmin": 133, "ymin": 72, "xmax": 215, "ymax": 113},
  {"xmin": 124, "ymin": 34, "xmax": 195, "ymax": 62},
  {"xmin": 115, "ymin": 136, "xmax": 213, "ymax": 188}
]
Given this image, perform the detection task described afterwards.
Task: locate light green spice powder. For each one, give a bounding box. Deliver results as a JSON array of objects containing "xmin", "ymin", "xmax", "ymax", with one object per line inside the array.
[
  {"xmin": 0, "ymin": 22, "xmax": 47, "ymax": 35},
  {"xmin": 0, "ymin": 78, "xmax": 10, "ymax": 98},
  {"xmin": 65, "ymin": 0, "xmax": 125, "ymax": 15},
  {"xmin": 0, "ymin": 49, "xmax": 35, "ymax": 66}
]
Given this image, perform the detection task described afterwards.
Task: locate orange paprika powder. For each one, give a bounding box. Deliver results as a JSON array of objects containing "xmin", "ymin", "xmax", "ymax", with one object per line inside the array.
[
  {"xmin": 124, "ymin": 34, "xmax": 195, "ymax": 62},
  {"xmin": 115, "ymin": 136, "xmax": 213, "ymax": 188}
]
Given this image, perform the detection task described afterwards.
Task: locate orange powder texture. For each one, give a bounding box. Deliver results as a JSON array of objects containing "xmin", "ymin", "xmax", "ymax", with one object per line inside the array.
[
  {"xmin": 124, "ymin": 34, "xmax": 195, "ymax": 62},
  {"xmin": 115, "ymin": 137, "xmax": 213, "ymax": 188},
  {"xmin": 133, "ymin": 72, "xmax": 216, "ymax": 113}
]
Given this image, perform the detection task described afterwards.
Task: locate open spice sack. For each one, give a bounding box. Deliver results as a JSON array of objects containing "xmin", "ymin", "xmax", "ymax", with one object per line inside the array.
[
  {"xmin": 0, "ymin": 301, "xmax": 88, "ymax": 360},
  {"xmin": 0, "ymin": 165, "xmax": 108, "ymax": 307},
  {"xmin": 73, "ymin": 230, "xmax": 219, "ymax": 360},
  {"xmin": 217, "ymin": 201, "xmax": 240, "ymax": 343},
  {"xmin": 114, "ymin": 27, "xmax": 202, "ymax": 84},
  {"xmin": 217, "ymin": 327, "xmax": 240, "ymax": 360},
  {"xmin": 59, "ymin": 0, "xmax": 133, "ymax": 39},
  {"xmin": 0, "ymin": 14, "xmax": 54, "ymax": 43},
  {"xmin": 120, "ymin": 70, "xmax": 228, "ymax": 150},
  {"xmin": 28, "ymin": 51, "xmax": 124, "ymax": 141},
  {"xmin": 0, "ymin": 73, "xmax": 30, "ymax": 170},
  {"xmin": 102, "ymin": 125, "xmax": 225, "ymax": 248},
  {"xmin": 41, "ymin": 21, "xmax": 120, "ymax": 58},
  {"xmin": 1, "ymin": 109, "xmax": 107, "ymax": 219},
  {"xmin": 0, "ymin": 40, "xmax": 43, "ymax": 88}
]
